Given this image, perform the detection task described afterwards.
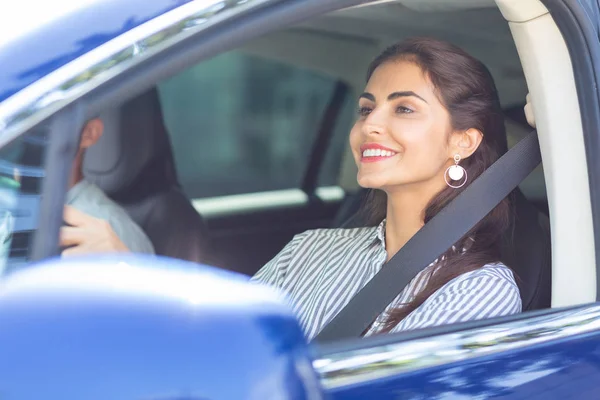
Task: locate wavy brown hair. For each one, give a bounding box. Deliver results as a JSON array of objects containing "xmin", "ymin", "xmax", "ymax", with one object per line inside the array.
[{"xmin": 361, "ymin": 37, "xmax": 513, "ymax": 333}]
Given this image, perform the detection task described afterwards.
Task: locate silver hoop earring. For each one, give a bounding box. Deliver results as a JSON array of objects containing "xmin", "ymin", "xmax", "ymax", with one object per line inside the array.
[{"xmin": 444, "ymin": 154, "xmax": 467, "ymax": 189}]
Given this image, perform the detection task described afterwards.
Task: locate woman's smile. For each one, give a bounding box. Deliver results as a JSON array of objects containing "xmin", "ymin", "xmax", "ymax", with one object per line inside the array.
[{"xmin": 360, "ymin": 143, "xmax": 399, "ymax": 163}]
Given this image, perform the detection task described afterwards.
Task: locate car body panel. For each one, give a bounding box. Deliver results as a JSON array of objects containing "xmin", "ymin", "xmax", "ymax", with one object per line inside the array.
[
  {"xmin": 315, "ymin": 304, "xmax": 600, "ymax": 399},
  {"xmin": 327, "ymin": 333, "xmax": 600, "ymax": 399},
  {"xmin": 0, "ymin": 0, "xmax": 199, "ymax": 103}
]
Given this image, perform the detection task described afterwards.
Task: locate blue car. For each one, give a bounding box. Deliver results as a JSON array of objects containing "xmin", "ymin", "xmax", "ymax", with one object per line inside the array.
[{"xmin": 1, "ymin": 0, "xmax": 600, "ymax": 398}]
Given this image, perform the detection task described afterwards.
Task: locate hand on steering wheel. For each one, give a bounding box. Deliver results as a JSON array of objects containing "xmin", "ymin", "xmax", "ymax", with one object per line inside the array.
[{"xmin": 60, "ymin": 205, "xmax": 130, "ymax": 256}]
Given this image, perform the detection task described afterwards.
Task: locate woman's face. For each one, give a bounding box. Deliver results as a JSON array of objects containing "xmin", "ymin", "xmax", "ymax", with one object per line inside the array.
[{"xmin": 350, "ymin": 60, "xmax": 455, "ymax": 193}]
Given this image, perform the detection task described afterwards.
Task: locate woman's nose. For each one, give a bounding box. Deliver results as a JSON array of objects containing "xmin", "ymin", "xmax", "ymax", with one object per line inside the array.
[{"xmin": 363, "ymin": 111, "xmax": 386, "ymax": 136}]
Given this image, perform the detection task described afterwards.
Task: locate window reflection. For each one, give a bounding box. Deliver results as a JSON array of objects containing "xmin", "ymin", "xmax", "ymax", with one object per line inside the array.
[{"xmin": 158, "ymin": 51, "xmax": 354, "ymax": 199}]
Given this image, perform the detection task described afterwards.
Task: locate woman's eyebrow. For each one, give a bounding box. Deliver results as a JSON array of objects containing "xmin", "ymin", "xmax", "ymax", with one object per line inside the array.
[
  {"xmin": 388, "ymin": 91, "xmax": 428, "ymax": 104},
  {"xmin": 359, "ymin": 92, "xmax": 375, "ymax": 102},
  {"xmin": 358, "ymin": 91, "xmax": 428, "ymax": 104}
]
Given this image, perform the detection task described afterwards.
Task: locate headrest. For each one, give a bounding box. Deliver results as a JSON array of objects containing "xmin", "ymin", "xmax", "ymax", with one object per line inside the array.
[{"xmin": 83, "ymin": 88, "xmax": 170, "ymax": 196}]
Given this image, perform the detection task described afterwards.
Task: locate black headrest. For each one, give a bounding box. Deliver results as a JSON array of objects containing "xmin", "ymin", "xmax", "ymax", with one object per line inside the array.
[{"xmin": 83, "ymin": 88, "xmax": 177, "ymax": 199}]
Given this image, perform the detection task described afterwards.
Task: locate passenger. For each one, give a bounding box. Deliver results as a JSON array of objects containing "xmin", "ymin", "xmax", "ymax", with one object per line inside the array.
[
  {"xmin": 60, "ymin": 118, "xmax": 154, "ymax": 256},
  {"xmin": 64, "ymin": 37, "xmax": 520, "ymax": 339}
]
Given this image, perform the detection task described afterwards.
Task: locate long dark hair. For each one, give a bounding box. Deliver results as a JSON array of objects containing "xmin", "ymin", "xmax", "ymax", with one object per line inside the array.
[{"xmin": 361, "ymin": 37, "xmax": 512, "ymax": 332}]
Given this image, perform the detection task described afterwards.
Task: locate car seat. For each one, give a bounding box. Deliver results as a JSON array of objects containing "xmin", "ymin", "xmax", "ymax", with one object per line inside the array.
[{"xmin": 83, "ymin": 88, "xmax": 210, "ymax": 263}]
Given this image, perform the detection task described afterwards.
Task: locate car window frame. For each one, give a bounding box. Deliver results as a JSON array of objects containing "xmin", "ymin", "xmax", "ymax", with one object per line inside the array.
[{"xmin": 543, "ymin": 0, "xmax": 600, "ymax": 301}]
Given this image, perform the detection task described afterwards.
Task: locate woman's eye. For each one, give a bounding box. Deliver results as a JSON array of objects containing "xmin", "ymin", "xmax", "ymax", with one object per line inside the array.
[
  {"xmin": 357, "ymin": 106, "xmax": 372, "ymax": 117},
  {"xmin": 396, "ymin": 106, "xmax": 414, "ymax": 114}
]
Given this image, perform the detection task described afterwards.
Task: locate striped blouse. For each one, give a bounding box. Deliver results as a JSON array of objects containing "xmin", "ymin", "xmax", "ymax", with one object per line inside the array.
[{"xmin": 252, "ymin": 220, "xmax": 521, "ymax": 340}]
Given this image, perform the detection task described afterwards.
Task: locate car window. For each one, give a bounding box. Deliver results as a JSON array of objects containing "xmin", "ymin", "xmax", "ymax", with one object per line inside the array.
[
  {"xmin": 0, "ymin": 126, "xmax": 48, "ymax": 275},
  {"xmin": 157, "ymin": 51, "xmax": 355, "ymax": 199}
]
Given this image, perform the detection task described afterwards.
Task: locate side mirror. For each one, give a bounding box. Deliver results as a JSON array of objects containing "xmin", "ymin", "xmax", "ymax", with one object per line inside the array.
[{"xmin": 0, "ymin": 256, "xmax": 324, "ymax": 399}]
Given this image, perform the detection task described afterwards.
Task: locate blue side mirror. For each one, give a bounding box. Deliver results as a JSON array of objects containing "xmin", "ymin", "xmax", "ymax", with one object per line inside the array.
[{"xmin": 0, "ymin": 256, "xmax": 323, "ymax": 399}]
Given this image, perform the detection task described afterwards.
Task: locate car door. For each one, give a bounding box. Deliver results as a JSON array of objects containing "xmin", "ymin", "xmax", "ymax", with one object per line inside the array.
[
  {"xmin": 1, "ymin": 0, "xmax": 600, "ymax": 398},
  {"xmin": 313, "ymin": 305, "xmax": 600, "ymax": 399}
]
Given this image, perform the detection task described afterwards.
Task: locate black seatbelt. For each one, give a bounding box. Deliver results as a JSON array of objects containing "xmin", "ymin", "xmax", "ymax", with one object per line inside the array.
[{"xmin": 314, "ymin": 130, "xmax": 541, "ymax": 343}]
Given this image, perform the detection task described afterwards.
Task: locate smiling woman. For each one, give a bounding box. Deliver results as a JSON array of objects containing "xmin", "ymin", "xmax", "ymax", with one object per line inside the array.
[
  {"xmin": 353, "ymin": 37, "xmax": 514, "ymax": 333},
  {"xmin": 252, "ymin": 37, "xmax": 520, "ymax": 340}
]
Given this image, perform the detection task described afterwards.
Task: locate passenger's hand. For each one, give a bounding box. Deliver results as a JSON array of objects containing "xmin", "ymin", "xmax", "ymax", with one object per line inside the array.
[{"xmin": 60, "ymin": 205, "xmax": 130, "ymax": 256}]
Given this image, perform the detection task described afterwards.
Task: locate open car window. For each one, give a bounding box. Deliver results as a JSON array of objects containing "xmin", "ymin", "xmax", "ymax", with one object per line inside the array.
[{"xmin": 77, "ymin": 0, "xmax": 554, "ymax": 322}]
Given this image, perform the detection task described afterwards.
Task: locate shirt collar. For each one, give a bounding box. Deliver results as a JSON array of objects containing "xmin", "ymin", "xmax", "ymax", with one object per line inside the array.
[{"xmin": 373, "ymin": 218, "xmax": 386, "ymax": 247}]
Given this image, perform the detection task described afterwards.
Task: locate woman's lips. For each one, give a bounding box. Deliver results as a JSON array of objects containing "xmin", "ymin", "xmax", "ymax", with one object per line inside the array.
[
  {"xmin": 360, "ymin": 143, "xmax": 398, "ymax": 162},
  {"xmin": 361, "ymin": 153, "xmax": 397, "ymax": 163}
]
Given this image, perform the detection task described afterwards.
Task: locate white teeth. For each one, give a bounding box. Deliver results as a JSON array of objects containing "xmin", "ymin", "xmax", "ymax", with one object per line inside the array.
[{"xmin": 362, "ymin": 149, "xmax": 396, "ymax": 158}]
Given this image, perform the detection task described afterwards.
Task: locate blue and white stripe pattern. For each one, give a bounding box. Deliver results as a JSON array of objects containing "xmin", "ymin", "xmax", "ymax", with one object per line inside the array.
[{"xmin": 252, "ymin": 220, "xmax": 521, "ymax": 340}]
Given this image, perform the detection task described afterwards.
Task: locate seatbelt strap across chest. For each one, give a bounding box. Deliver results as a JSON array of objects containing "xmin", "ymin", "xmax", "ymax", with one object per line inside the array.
[{"xmin": 314, "ymin": 130, "xmax": 542, "ymax": 343}]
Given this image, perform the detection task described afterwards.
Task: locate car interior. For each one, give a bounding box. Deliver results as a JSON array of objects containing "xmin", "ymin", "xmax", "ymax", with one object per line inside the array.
[
  {"xmin": 80, "ymin": 0, "xmax": 556, "ymax": 312},
  {"xmin": 2, "ymin": 0, "xmax": 597, "ymax": 337}
]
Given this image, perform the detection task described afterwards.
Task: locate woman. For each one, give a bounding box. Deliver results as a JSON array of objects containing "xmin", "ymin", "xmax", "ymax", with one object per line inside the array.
[
  {"xmin": 61, "ymin": 37, "xmax": 521, "ymax": 340},
  {"xmin": 251, "ymin": 37, "xmax": 520, "ymax": 339}
]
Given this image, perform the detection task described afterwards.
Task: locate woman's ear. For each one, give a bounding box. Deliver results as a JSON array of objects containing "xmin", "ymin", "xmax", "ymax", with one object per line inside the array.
[{"xmin": 449, "ymin": 128, "xmax": 483, "ymax": 159}]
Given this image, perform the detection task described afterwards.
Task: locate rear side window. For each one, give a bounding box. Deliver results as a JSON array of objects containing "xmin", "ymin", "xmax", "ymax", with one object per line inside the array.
[
  {"xmin": 0, "ymin": 126, "xmax": 48, "ymax": 275},
  {"xmin": 157, "ymin": 51, "xmax": 354, "ymax": 199}
]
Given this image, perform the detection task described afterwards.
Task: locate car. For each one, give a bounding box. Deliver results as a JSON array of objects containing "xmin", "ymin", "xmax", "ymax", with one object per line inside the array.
[{"xmin": 1, "ymin": 0, "xmax": 600, "ymax": 398}]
